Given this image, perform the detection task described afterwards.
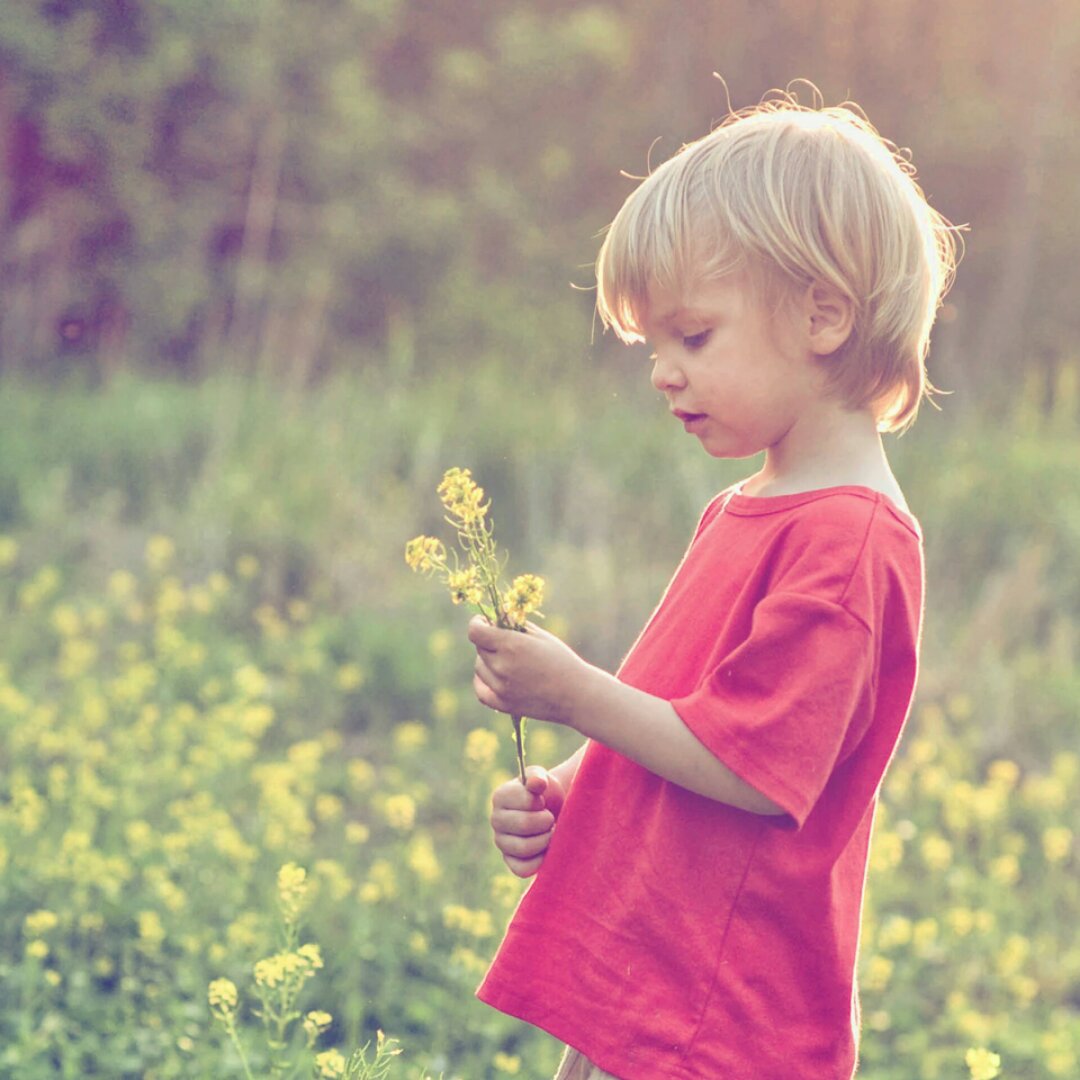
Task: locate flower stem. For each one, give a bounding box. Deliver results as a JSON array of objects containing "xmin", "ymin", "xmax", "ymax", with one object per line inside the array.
[
  {"xmin": 512, "ymin": 714, "xmax": 526, "ymax": 785},
  {"xmin": 225, "ymin": 1017, "xmax": 256, "ymax": 1080}
]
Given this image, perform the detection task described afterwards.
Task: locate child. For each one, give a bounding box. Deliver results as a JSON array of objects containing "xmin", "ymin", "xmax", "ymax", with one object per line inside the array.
[{"xmin": 467, "ymin": 93, "xmax": 958, "ymax": 1079}]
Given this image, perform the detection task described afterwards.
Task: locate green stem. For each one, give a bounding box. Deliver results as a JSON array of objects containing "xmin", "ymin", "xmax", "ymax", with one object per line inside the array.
[
  {"xmin": 225, "ymin": 1017, "xmax": 256, "ymax": 1080},
  {"xmin": 512, "ymin": 714, "xmax": 526, "ymax": 785}
]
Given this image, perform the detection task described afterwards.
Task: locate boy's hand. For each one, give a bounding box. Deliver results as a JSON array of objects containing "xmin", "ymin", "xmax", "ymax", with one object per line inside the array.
[
  {"xmin": 490, "ymin": 766, "xmax": 566, "ymax": 877},
  {"xmin": 469, "ymin": 616, "xmax": 590, "ymax": 726}
]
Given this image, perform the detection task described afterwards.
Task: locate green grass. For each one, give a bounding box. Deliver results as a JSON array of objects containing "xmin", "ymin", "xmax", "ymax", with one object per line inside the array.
[{"xmin": 0, "ymin": 365, "xmax": 1077, "ymax": 1077}]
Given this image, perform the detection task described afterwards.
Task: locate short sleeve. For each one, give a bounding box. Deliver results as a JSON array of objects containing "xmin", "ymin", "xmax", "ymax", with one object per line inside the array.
[{"xmin": 671, "ymin": 590, "xmax": 875, "ymax": 829}]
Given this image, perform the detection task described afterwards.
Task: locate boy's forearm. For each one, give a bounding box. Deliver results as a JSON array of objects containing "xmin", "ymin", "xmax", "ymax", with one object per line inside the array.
[{"xmin": 565, "ymin": 665, "xmax": 785, "ymax": 815}]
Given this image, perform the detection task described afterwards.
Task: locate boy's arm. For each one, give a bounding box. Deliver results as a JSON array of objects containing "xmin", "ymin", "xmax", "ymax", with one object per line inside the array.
[
  {"xmin": 571, "ymin": 670, "xmax": 784, "ymax": 814},
  {"xmin": 470, "ymin": 619, "xmax": 784, "ymax": 815}
]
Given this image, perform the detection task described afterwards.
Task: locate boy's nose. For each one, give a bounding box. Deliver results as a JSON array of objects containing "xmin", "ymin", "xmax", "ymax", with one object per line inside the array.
[{"xmin": 650, "ymin": 351, "xmax": 686, "ymax": 393}]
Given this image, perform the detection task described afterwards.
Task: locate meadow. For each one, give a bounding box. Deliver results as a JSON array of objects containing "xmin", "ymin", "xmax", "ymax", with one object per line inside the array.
[{"xmin": 0, "ymin": 363, "xmax": 1077, "ymax": 1079}]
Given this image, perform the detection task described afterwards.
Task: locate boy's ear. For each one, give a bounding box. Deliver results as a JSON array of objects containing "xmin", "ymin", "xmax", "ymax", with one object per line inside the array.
[{"xmin": 802, "ymin": 283, "xmax": 854, "ymax": 357}]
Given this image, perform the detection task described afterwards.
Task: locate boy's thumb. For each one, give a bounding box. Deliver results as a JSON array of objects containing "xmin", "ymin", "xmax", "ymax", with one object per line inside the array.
[
  {"xmin": 524, "ymin": 766, "xmax": 566, "ymax": 817},
  {"xmin": 523, "ymin": 766, "xmax": 548, "ymax": 796}
]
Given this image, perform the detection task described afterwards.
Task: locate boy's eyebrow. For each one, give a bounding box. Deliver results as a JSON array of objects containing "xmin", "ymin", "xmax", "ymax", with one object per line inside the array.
[{"xmin": 654, "ymin": 306, "xmax": 706, "ymax": 324}]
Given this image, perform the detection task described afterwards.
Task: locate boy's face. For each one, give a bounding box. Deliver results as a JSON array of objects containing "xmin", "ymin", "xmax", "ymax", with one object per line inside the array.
[{"xmin": 640, "ymin": 274, "xmax": 828, "ymax": 461}]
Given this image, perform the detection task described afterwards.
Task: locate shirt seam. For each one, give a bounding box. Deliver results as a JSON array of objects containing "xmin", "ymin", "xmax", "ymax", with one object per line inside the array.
[
  {"xmin": 679, "ymin": 819, "xmax": 767, "ymax": 1065},
  {"xmin": 836, "ymin": 496, "xmax": 881, "ymax": 612}
]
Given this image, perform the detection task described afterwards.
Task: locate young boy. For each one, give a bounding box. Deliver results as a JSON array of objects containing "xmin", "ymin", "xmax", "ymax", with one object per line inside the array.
[{"xmin": 467, "ymin": 95, "xmax": 958, "ymax": 1079}]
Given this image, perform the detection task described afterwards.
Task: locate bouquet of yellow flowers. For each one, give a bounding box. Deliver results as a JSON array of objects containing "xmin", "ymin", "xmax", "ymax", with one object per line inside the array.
[{"xmin": 406, "ymin": 468, "xmax": 545, "ymax": 783}]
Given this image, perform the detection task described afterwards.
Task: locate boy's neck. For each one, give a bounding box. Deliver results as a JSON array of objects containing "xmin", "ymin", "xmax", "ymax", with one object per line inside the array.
[{"xmin": 741, "ymin": 405, "xmax": 908, "ymax": 511}]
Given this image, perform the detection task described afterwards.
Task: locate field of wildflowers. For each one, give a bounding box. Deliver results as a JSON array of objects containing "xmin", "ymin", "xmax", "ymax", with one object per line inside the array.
[{"xmin": 0, "ymin": 366, "xmax": 1077, "ymax": 1078}]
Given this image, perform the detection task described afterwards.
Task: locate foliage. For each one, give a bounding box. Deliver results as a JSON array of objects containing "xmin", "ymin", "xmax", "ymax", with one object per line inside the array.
[
  {"xmin": 208, "ymin": 864, "xmax": 410, "ymax": 1080},
  {"xmin": 0, "ymin": 1, "xmax": 1078, "ymax": 404},
  {"xmin": 0, "ymin": 513, "xmax": 561, "ymax": 1077},
  {"xmin": 0, "ymin": 367, "xmax": 1077, "ymax": 1076}
]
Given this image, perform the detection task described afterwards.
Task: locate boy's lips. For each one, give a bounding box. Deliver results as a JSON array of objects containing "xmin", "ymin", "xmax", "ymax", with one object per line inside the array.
[{"xmin": 672, "ymin": 409, "xmax": 708, "ymax": 431}]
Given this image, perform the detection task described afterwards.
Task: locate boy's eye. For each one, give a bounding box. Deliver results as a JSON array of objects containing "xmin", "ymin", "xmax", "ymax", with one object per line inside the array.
[{"xmin": 682, "ymin": 330, "xmax": 711, "ymax": 350}]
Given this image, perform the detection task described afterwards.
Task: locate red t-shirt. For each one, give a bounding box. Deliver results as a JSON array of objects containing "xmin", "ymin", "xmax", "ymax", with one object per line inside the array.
[{"xmin": 477, "ymin": 486, "xmax": 924, "ymax": 1079}]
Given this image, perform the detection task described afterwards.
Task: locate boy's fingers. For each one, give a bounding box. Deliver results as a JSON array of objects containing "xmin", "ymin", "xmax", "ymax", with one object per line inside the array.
[
  {"xmin": 492, "ymin": 807, "xmax": 556, "ymax": 837},
  {"xmin": 504, "ymin": 853, "xmax": 545, "ymax": 878},
  {"xmin": 494, "ymin": 829, "xmax": 553, "ymax": 860},
  {"xmin": 523, "ymin": 766, "xmax": 549, "ymax": 797},
  {"xmin": 492, "ymin": 784, "xmax": 544, "ymax": 816},
  {"xmin": 467, "ymin": 615, "xmax": 499, "ymax": 649},
  {"xmin": 506, "ymin": 767, "xmax": 566, "ymax": 817}
]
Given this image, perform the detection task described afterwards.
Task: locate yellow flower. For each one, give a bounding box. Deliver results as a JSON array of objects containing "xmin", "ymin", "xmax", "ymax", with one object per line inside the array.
[
  {"xmin": 207, "ymin": 978, "xmax": 239, "ymax": 1018},
  {"xmin": 491, "ymin": 873, "xmax": 523, "ymax": 908},
  {"xmin": 348, "ymin": 759, "xmax": 375, "ymax": 790},
  {"xmin": 432, "ymin": 687, "xmax": 458, "ymax": 720},
  {"xmin": 314, "ymin": 859, "xmax": 353, "ymax": 901},
  {"xmin": 987, "ymin": 759, "xmax": 1020, "ymax": 790},
  {"xmin": 298, "ymin": 942, "xmax": 324, "ymax": 969},
  {"xmin": 24, "ymin": 910, "xmax": 59, "ymax": 936},
  {"xmin": 358, "ymin": 859, "xmax": 397, "ymax": 902},
  {"xmin": 442, "ymin": 903, "xmax": 494, "ymax": 938},
  {"xmin": 236, "ymin": 554, "xmax": 260, "ymax": 579},
  {"xmin": 1022, "ymin": 772, "xmax": 1066, "ymax": 810},
  {"xmin": 876, "ymin": 914, "xmax": 912, "ymax": 950},
  {"xmin": 138, "ymin": 911, "xmax": 166, "ymax": 950},
  {"xmin": 381, "ymin": 793, "xmax": 417, "ymax": 832},
  {"xmin": 336, "ymin": 663, "xmax": 366, "ymax": 691},
  {"xmin": 303, "ymin": 1010, "xmax": 333, "ymax": 1043},
  {"xmin": 145, "ymin": 535, "xmax": 175, "ymax": 572},
  {"xmin": 530, "ymin": 725, "xmax": 558, "ymax": 760},
  {"xmin": 315, "ymin": 794, "xmax": 344, "ymax": 822},
  {"xmin": 863, "ymin": 954, "xmax": 893, "ymax": 992},
  {"xmin": 315, "ymin": 1048, "xmax": 347, "ymax": 1078},
  {"xmin": 494, "ymin": 1051, "xmax": 522, "ymax": 1074},
  {"xmin": 1010, "ymin": 974, "xmax": 1038, "ymax": 1004},
  {"xmin": 502, "ymin": 573, "xmax": 545, "ymax": 627},
  {"xmin": 277, "ymin": 863, "xmax": 308, "ymax": 920},
  {"xmin": 920, "ymin": 834, "xmax": 953, "ymax": 871},
  {"xmin": 234, "ymin": 664, "xmax": 268, "ymax": 699},
  {"xmin": 345, "ymin": 822, "xmax": 371, "ymax": 845},
  {"xmin": 51, "ymin": 604, "xmax": 81, "ymax": 637},
  {"xmin": 0, "ymin": 535, "xmax": 18, "ymax": 567},
  {"xmin": 465, "ymin": 727, "xmax": 500, "ymax": 768},
  {"xmin": 406, "ymin": 832, "xmax": 441, "ymax": 883},
  {"xmin": 286, "ymin": 598, "xmax": 310, "ymax": 622},
  {"xmin": 946, "ymin": 692, "xmax": 973, "ymax": 719},
  {"xmin": 912, "ymin": 917, "xmax": 938, "ymax": 955},
  {"xmin": 26, "ymin": 939, "xmax": 49, "ymax": 960},
  {"xmin": 437, "ymin": 466, "xmax": 488, "ymax": 523},
  {"xmin": 965, "ymin": 1047, "xmax": 1002, "ymax": 1080},
  {"xmin": 254, "ymin": 954, "xmax": 286, "ymax": 987},
  {"xmin": 990, "ymin": 853, "xmax": 1020, "ymax": 886},
  {"xmin": 869, "ymin": 829, "xmax": 903, "ymax": 873},
  {"xmin": 405, "ymin": 535, "xmax": 447, "ymax": 574},
  {"xmin": 447, "ymin": 566, "xmax": 484, "ymax": 606},
  {"xmin": 254, "ymin": 944, "xmax": 322, "ymax": 988},
  {"xmin": 394, "ymin": 721, "xmax": 429, "ymax": 753},
  {"xmin": 450, "ymin": 945, "xmax": 488, "ymax": 976},
  {"xmin": 996, "ymin": 933, "xmax": 1030, "ymax": 977},
  {"xmin": 1053, "ymin": 750, "xmax": 1079, "ymax": 781},
  {"xmin": 1043, "ymin": 826, "xmax": 1072, "ymax": 863},
  {"xmin": 946, "ymin": 907, "xmax": 975, "ymax": 937}
]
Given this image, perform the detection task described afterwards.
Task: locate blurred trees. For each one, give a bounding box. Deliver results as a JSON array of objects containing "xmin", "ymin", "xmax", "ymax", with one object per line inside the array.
[{"xmin": 0, "ymin": 0, "xmax": 1077, "ymax": 408}]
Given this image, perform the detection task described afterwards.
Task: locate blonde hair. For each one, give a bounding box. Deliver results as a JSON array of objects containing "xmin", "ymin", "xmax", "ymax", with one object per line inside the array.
[{"xmin": 595, "ymin": 91, "xmax": 960, "ymax": 432}]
